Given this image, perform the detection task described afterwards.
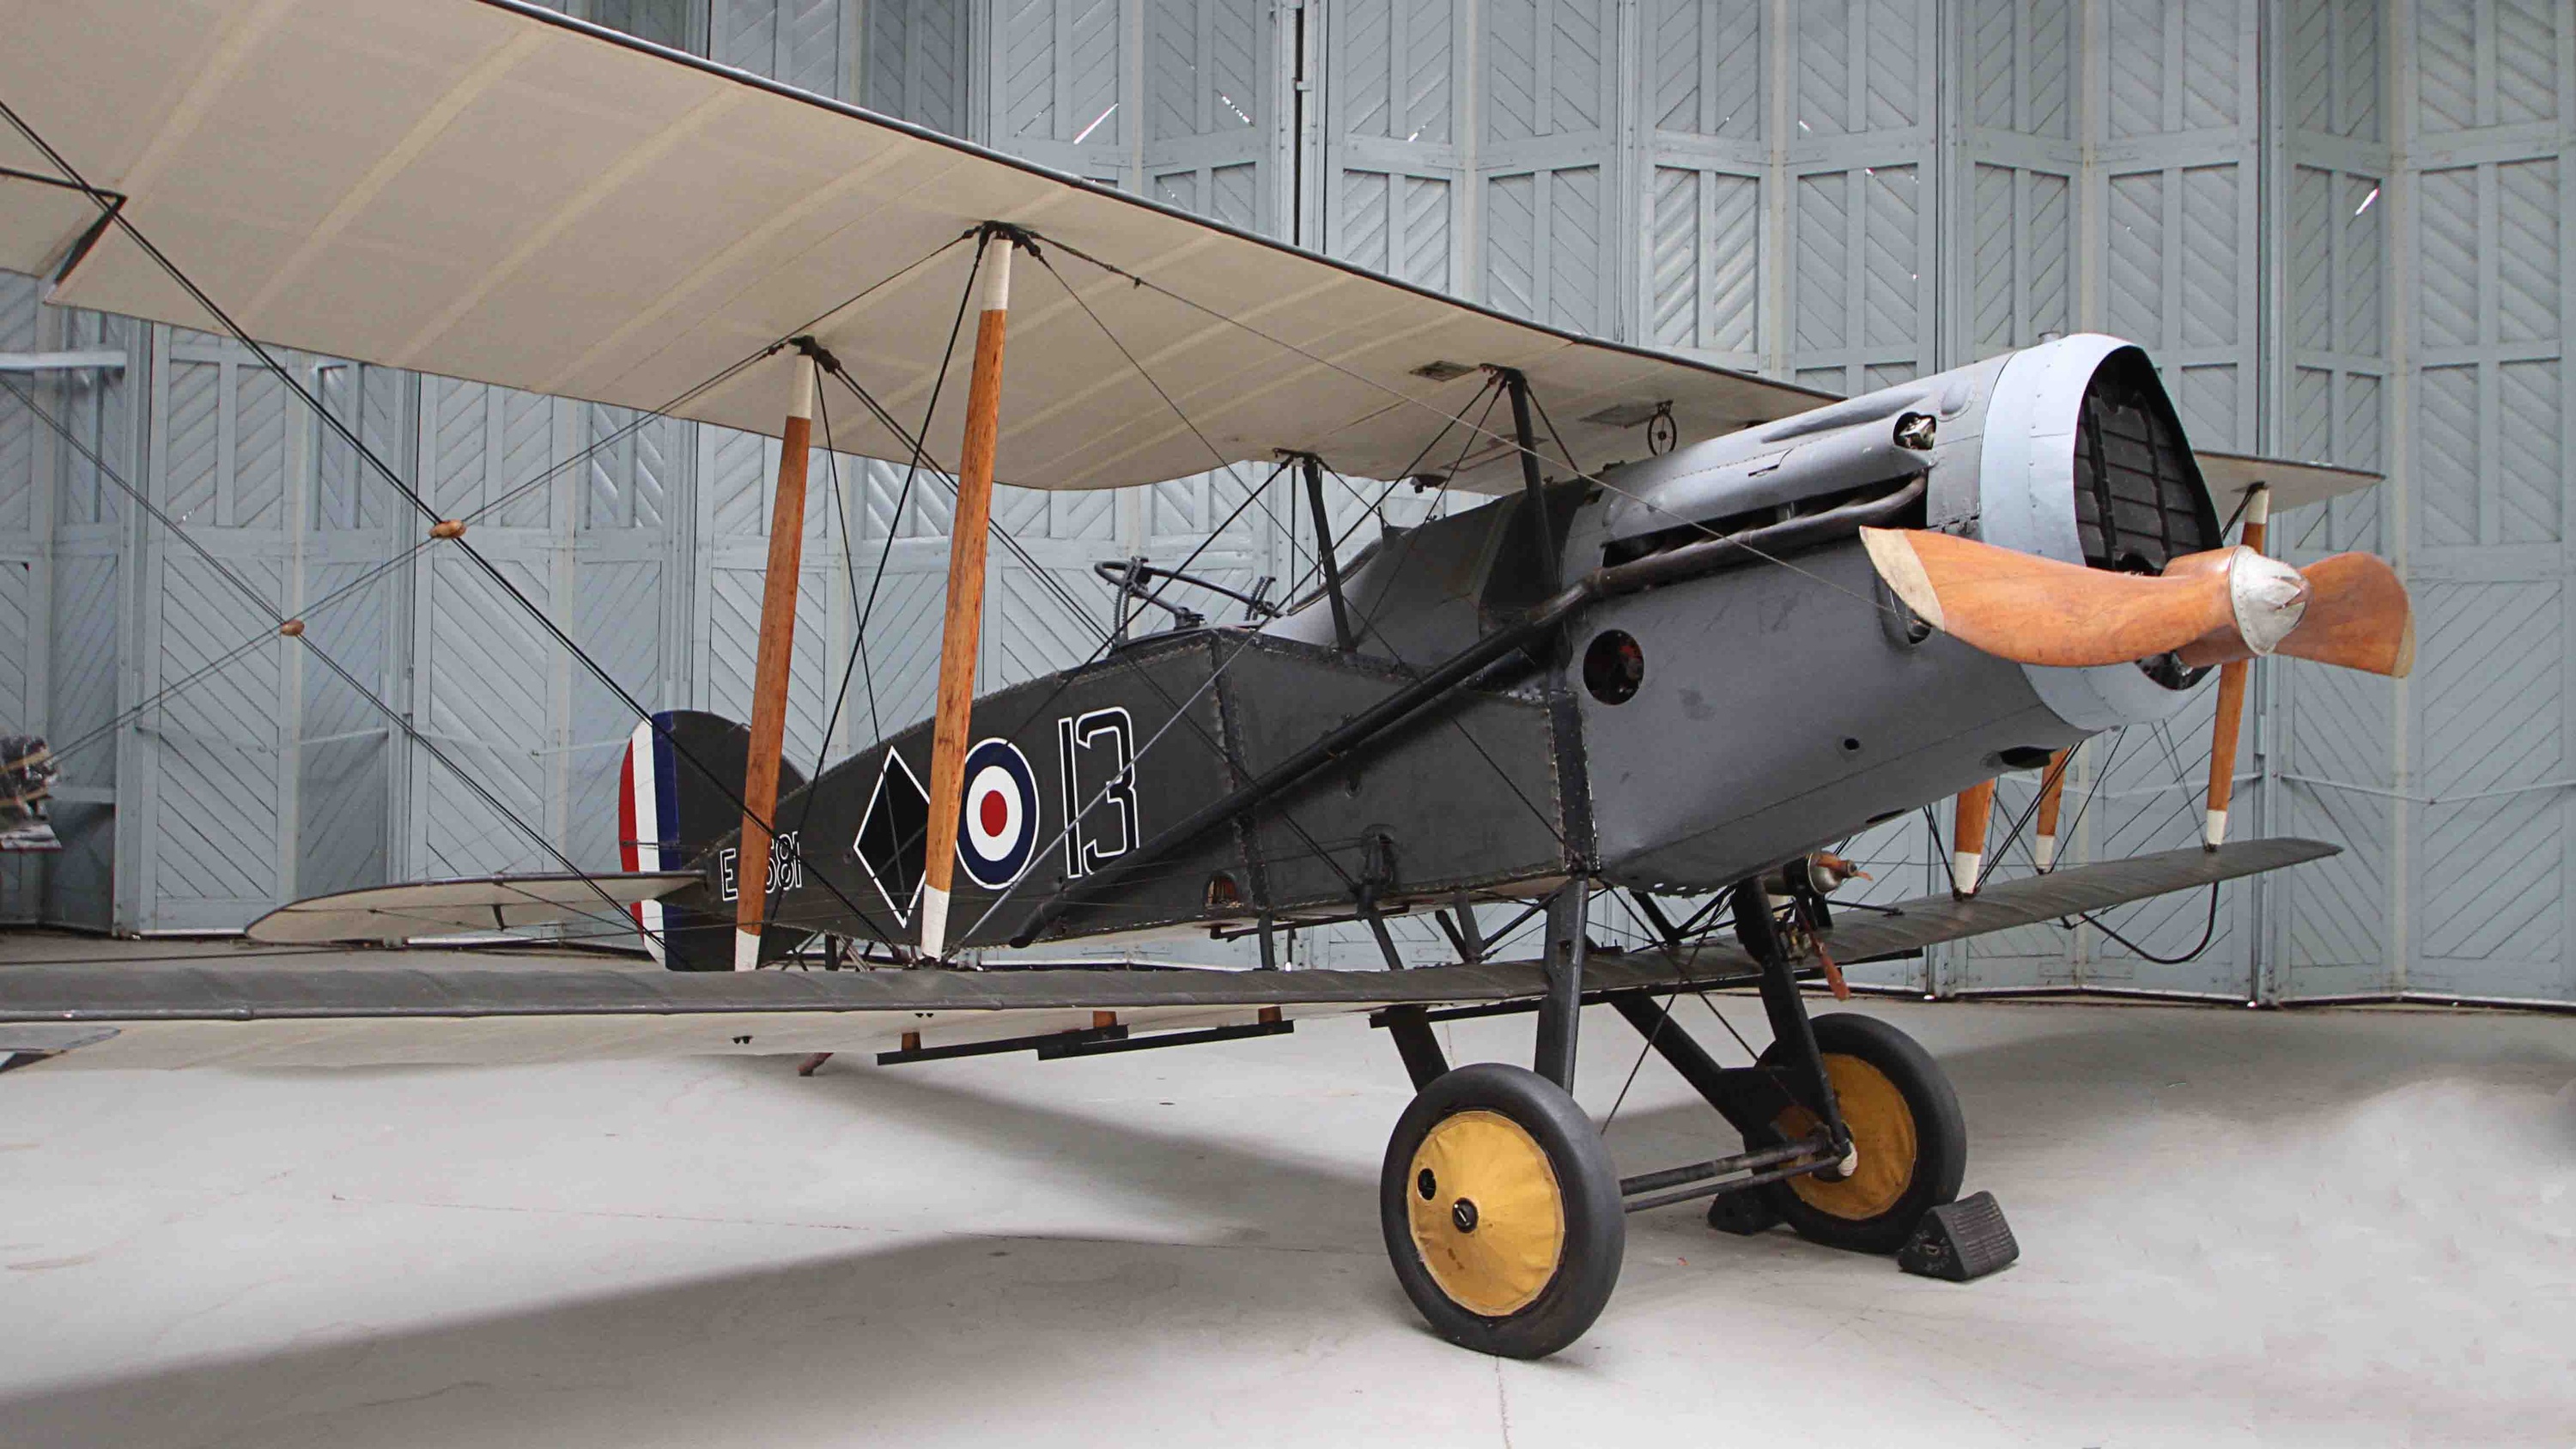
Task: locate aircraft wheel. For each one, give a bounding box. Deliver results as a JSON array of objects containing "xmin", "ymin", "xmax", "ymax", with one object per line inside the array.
[
  {"xmin": 1762, "ymin": 1013, "xmax": 1965, "ymax": 1254},
  {"xmin": 1380, "ymin": 1062, "xmax": 1624, "ymax": 1359}
]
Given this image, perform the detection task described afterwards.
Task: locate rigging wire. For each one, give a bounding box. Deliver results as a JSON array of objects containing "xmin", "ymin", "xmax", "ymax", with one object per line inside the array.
[
  {"xmin": 2, "ymin": 322, "xmax": 789, "ymax": 778},
  {"xmin": 1021, "ymin": 248, "xmax": 1314, "ymax": 579},
  {"xmin": 1974, "ymin": 746, "xmax": 2081, "ymax": 891},
  {"xmin": 0, "ymin": 379, "xmax": 656, "ymax": 945},
  {"xmin": 1028, "ymin": 227, "xmax": 1928, "ymax": 634},
  {"xmin": 810, "ymin": 354, "xmax": 1377, "ymax": 937},
  {"xmin": 0, "ymin": 94, "xmax": 930, "ymax": 947},
  {"xmin": 764, "ymin": 237, "xmax": 987, "ymax": 955},
  {"xmin": 1025, "ymin": 248, "xmax": 1568, "ymax": 855}
]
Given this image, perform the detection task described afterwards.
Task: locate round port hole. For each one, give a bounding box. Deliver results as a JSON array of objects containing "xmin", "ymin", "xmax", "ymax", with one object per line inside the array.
[{"xmin": 1583, "ymin": 630, "xmax": 1644, "ymax": 705}]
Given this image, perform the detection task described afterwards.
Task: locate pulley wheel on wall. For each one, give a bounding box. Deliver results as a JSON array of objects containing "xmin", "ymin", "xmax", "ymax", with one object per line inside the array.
[
  {"xmin": 1761, "ymin": 1013, "xmax": 1967, "ymax": 1253},
  {"xmin": 1379, "ymin": 1062, "xmax": 1624, "ymax": 1359}
]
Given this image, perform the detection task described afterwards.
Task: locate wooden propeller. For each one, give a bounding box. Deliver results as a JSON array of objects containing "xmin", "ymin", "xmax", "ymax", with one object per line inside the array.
[
  {"xmin": 1858, "ymin": 527, "xmax": 2411, "ymax": 679},
  {"xmin": 2269, "ymin": 552, "xmax": 2415, "ymax": 676},
  {"xmin": 1866, "ymin": 501, "xmax": 2413, "ymax": 864}
]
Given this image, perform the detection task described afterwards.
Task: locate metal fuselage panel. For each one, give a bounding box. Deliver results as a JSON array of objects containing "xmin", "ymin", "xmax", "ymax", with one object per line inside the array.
[
  {"xmin": 1572, "ymin": 539, "xmax": 2078, "ymax": 889},
  {"xmin": 1213, "ymin": 640, "xmax": 1567, "ymax": 914}
]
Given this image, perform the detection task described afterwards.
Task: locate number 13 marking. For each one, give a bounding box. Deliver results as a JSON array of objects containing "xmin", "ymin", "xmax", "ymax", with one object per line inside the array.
[{"xmin": 1054, "ymin": 706, "xmax": 1139, "ymax": 878}]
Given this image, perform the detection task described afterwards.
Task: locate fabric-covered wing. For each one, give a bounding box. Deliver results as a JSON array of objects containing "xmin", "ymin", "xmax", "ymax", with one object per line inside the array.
[
  {"xmin": 0, "ymin": 0, "xmax": 1828, "ymax": 493},
  {"xmin": 0, "ymin": 841, "xmax": 2333, "ymax": 1071},
  {"xmin": 245, "ymin": 872, "xmax": 702, "ymax": 943}
]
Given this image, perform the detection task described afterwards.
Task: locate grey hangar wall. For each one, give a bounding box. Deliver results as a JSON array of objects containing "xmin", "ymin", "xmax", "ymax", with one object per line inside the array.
[{"xmin": 0, "ymin": 0, "xmax": 2567, "ymax": 1003}]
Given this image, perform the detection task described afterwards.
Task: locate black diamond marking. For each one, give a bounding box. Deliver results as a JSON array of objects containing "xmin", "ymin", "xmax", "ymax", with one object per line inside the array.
[{"xmin": 854, "ymin": 750, "xmax": 930, "ymax": 925}]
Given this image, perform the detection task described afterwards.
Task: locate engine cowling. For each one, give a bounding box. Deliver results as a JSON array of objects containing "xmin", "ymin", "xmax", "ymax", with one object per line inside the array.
[{"xmin": 1594, "ymin": 333, "xmax": 2224, "ymax": 737}]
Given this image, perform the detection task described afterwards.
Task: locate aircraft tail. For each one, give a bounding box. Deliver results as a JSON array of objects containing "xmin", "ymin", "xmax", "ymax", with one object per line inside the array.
[{"xmin": 618, "ymin": 712, "xmax": 805, "ymax": 970}]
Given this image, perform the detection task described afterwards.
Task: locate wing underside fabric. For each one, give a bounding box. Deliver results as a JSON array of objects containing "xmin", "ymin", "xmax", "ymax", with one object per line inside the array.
[
  {"xmin": 0, "ymin": 840, "xmax": 2333, "ymax": 1070},
  {"xmin": 0, "ymin": 2, "xmax": 2385, "ymax": 507},
  {"xmin": 0, "ymin": 0, "xmax": 1829, "ymax": 493}
]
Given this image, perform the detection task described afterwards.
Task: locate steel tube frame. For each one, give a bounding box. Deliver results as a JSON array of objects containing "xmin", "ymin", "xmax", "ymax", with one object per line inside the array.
[
  {"xmin": 1533, "ymin": 882, "xmax": 1589, "ymax": 1088},
  {"xmin": 1619, "ymin": 1133, "xmax": 1834, "ymax": 1198}
]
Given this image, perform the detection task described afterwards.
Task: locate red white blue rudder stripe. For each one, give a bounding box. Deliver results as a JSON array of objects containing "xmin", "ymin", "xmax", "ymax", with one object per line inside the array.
[{"xmin": 618, "ymin": 712, "xmax": 682, "ymax": 963}]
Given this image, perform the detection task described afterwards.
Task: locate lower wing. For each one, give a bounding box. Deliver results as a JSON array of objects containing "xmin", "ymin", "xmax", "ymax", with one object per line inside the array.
[{"xmin": 2, "ymin": 840, "xmax": 2333, "ymax": 1073}]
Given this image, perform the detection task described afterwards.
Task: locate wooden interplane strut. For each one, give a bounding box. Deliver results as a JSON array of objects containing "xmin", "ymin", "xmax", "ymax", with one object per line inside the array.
[
  {"xmin": 733, "ymin": 354, "xmax": 817, "ymax": 970},
  {"xmin": 2032, "ymin": 749, "xmax": 2072, "ymax": 870},
  {"xmin": 2202, "ymin": 484, "xmax": 2268, "ymax": 850},
  {"xmin": 920, "ymin": 232, "xmax": 1017, "ymax": 959},
  {"xmin": 1950, "ymin": 779, "xmax": 1996, "ymax": 899}
]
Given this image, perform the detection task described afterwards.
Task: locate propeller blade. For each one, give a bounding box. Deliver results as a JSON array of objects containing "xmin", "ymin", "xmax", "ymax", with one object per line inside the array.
[
  {"xmin": 2275, "ymin": 552, "xmax": 2415, "ymax": 678},
  {"xmin": 1859, "ymin": 529, "xmax": 2306, "ymax": 670}
]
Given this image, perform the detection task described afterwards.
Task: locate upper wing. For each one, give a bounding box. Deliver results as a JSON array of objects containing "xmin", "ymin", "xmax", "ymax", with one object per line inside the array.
[
  {"xmin": 1, "ymin": 840, "xmax": 2333, "ymax": 1072},
  {"xmin": 242, "ymin": 871, "xmax": 702, "ymax": 944},
  {"xmin": 2195, "ymin": 452, "xmax": 2383, "ymax": 516},
  {"xmin": 0, "ymin": 0, "xmax": 1828, "ymax": 493}
]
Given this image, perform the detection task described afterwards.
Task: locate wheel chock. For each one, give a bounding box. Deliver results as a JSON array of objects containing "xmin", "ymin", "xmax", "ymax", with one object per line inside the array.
[{"xmin": 1896, "ymin": 1190, "xmax": 2019, "ymax": 1282}]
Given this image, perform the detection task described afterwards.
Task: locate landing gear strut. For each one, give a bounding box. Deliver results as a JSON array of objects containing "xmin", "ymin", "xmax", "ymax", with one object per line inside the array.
[
  {"xmin": 1374, "ymin": 875, "xmax": 1976, "ymax": 1358},
  {"xmin": 1380, "ymin": 880, "xmax": 1621, "ymax": 1358}
]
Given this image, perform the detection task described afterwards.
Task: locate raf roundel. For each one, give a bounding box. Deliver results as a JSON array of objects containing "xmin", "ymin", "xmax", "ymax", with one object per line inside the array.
[{"xmin": 956, "ymin": 737, "xmax": 1042, "ymax": 889}]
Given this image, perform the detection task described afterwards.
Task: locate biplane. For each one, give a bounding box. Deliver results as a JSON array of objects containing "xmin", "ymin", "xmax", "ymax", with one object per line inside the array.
[{"xmin": 0, "ymin": 0, "xmax": 2415, "ymax": 1358}]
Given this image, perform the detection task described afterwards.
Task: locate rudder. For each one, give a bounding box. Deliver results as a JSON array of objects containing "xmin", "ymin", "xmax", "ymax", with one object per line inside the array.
[{"xmin": 618, "ymin": 711, "xmax": 806, "ymax": 970}]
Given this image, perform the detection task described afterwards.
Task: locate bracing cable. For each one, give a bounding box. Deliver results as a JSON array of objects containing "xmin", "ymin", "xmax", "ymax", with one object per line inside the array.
[{"xmin": 0, "ymin": 95, "xmax": 922, "ymax": 948}]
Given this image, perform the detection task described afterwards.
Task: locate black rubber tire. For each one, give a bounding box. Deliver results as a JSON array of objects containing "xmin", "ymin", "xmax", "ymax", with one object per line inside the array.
[
  {"xmin": 1379, "ymin": 1063, "xmax": 1625, "ymax": 1359},
  {"xmin": 1760, "ymin": 1013, "xmax": 1966, "ymax": 1254}
]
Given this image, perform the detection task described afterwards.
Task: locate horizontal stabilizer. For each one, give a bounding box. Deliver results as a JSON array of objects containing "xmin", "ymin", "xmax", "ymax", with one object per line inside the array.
[
  {"xmin": 245, "ymin": 872, "xmax": 701, "ymax": 944},
  {"xmin": 11, "ymin": 840, "xmax": 2335, "ymax": 1071}
]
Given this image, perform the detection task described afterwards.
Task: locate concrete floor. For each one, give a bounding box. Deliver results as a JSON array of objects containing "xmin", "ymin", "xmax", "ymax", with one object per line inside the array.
[{"xmin": 0, "ymin": 993, "xmax": 2570, "ymax": 1447}]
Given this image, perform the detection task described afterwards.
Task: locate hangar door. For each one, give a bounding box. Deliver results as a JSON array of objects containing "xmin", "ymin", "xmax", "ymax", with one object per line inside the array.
[{"xmin": 7, "ymin": 0, "xmax": 2572, "ymax": 1004}]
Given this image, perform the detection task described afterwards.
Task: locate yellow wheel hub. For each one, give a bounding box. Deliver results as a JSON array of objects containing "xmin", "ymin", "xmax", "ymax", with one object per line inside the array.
[
  {"xmin": 1776, "ymin": 1053, "xmax": 1917, "ymax": 1221},
  {"xmin": 1405, "ymin": 1109, "xmax": 1565, "ymax": 1317}
]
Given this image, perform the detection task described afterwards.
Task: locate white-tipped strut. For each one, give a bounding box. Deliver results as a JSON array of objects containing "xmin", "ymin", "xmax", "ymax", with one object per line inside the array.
[
  {"xmin": 786, "ymin": 349, "xmax": 815, "ymax": 421},
  {"xmin": 734, "ymin": 926, "xmax": 759, "ymax": 971},
  {"xmin": 2204, "ymin": 807, "xmax": 2229, "ymax": 848},
  {"xmin": 2033, "ymin": 834, "xmax": 2057, "ymax": 872},
  {"xmin": 2243, "ymin": 483, "xmax": 2272, "ymax": 530},
  {"xmin": 918, "ymin": 883, "xmax": 951, "ymax": 959},
  {"xmin": 1951, "ymin": 850, "xmax": 1984, "ymax": 896},
  {"xmin": 981, "ymin": 233, "xmax": 1013, "ymax": 312}
]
